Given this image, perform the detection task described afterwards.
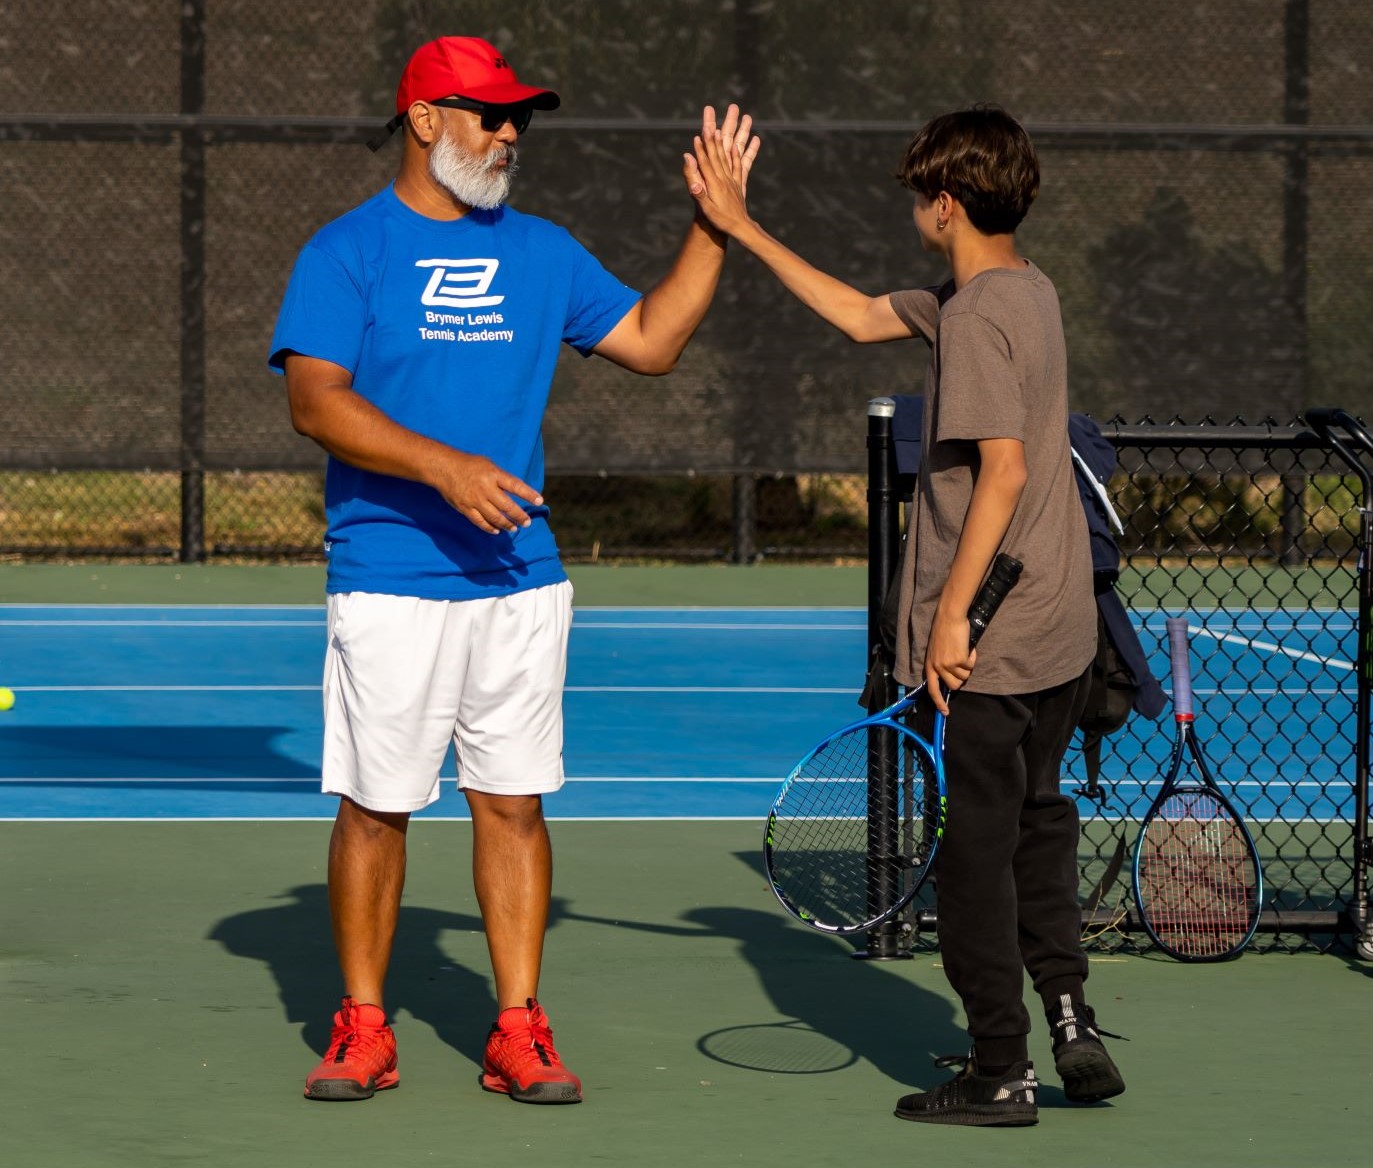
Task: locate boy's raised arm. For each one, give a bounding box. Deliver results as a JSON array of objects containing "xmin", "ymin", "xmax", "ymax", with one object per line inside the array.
[{"xmin": 685, "ymin": 125, "xmax": 915, "ymax": 345}]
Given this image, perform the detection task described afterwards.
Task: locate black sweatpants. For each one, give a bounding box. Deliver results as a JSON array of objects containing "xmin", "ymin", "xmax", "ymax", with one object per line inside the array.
[{"xmin": 913, "ymin": 667, "xmax": 1092, "ymax": 1066}]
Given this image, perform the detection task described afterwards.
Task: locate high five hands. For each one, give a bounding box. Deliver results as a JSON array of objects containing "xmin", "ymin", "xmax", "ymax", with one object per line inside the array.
[{"xmin": 684, "ymin": 104, "xmax": 761, "ymax": 236}]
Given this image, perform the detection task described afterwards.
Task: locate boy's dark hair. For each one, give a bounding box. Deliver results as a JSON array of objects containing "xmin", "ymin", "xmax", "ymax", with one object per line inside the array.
[{"xmin": 896, "ymin": 104, "xmax": 1040, "ymax": 235}]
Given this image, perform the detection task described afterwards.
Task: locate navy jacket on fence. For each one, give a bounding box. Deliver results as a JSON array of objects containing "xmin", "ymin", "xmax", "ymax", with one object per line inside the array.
[{"xmin": 889, "ymin": 395, "xmax": 1166, "ymax": 719}]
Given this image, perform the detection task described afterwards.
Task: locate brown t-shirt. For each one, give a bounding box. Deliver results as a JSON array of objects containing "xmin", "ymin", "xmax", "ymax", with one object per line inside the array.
[{"xmin": 888, "ymin": 261, "xmax": 1095, "ymax": 695}]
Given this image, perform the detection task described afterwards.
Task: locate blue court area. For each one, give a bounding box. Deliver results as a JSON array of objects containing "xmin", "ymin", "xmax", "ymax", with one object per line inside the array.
[{"xmin": 0, "ymin": 603, "xmax": 1357, "ymax": 823}]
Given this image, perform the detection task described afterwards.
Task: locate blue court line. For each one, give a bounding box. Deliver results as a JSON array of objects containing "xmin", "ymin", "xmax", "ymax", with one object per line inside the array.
[{"xmin": 0, "ymin": 604, "xmax": 1360, "ymax": 823}]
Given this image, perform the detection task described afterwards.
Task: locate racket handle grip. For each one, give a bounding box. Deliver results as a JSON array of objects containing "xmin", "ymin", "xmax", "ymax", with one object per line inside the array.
[
  {"xmin": 967, "ymin": 553, "xmax": 1024, "ymax": 649},
  {"xmin": 1165, "ymin": 616, "xmax": 1195, "ymax": 720}
]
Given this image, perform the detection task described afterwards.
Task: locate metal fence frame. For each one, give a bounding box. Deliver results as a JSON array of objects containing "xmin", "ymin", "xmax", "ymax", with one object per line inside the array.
[{"xmin": 863, "ymin": 399, "xmax": 1373, "ymax": 958}]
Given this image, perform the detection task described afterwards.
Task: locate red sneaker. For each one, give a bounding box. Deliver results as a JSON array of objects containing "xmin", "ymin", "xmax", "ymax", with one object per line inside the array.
[
  {"xmin": 480, "ymin": 999, "xmax": 583, "ymax": 1104},
  {"xmin": 303, "ymin": 997, "xmax": 399, "ymax": 1101}
]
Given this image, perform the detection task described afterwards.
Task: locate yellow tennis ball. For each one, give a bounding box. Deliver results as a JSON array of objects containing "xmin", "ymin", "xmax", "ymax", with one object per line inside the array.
[{"xmin": 0, "ymin": 687, "xmax": 13, "ymax": 711}]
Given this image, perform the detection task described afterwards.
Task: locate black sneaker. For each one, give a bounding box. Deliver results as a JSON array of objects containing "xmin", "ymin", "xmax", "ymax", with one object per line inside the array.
[
  {"xmin": 1047, "ymin": 995, "xmax": 1125, "ymax": 1103},
  {"xmin": 894, "ymin": 1051, "xmax": 1038, "ymax": 1127}
]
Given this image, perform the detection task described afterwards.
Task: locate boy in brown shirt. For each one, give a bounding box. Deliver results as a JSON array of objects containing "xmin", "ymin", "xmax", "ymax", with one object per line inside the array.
[{"xmin": 685, "ymin": 105, "xmax": 1123, "ymax": 1126}]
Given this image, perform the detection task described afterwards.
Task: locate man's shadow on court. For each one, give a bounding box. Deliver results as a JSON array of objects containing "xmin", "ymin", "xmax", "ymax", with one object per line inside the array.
[{"xmin": 208, "ymin": 884, "xmax": 569, "ymax": 1066}]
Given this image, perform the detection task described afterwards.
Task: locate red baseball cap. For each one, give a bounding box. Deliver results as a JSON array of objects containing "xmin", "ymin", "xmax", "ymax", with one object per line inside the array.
[
  {"xmin": 396, "ymin": 37, "xmax": 560, "ymax": 111},
  {"xmin": 368, "ymin": 37, "xmax": 560, "ymax": 151}
]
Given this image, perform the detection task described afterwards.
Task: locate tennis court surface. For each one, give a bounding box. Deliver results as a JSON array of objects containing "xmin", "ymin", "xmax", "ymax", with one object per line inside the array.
[{"xmin": 1, "ymin": 565, "xmax": 1368, "ymax": 1167}]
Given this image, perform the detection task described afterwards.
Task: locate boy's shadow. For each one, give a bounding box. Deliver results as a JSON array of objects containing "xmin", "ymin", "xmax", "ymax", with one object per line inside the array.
[
  {"xmin": 208, "ymin": 884, "xmax": 568, "ymax": 1065},
  {"xmin": 564, "ymin": 886, "xmax": 964, "ymax": 1089}
]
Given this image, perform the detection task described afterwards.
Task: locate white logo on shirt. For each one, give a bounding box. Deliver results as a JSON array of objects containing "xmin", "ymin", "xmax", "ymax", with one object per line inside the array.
[{"xmin": 415, "ymin": 258, "xmax": 504, "ymax": 308}]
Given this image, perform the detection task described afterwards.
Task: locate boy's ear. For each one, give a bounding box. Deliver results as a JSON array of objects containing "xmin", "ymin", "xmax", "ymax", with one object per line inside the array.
[{"xmin": 936, "ymin": 190, "xmax": 956, "ymax": 230}]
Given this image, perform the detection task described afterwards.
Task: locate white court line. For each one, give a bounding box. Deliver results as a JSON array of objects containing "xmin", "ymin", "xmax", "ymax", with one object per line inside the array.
[
  {"xmin": 0, "ymin": 603, "xmax": 321, "ymax": 611},
  {"xmin": 0, "ymin": 777, "xmax": 324, "ymax": 784},
  {"xmin": 570, "ymin": 686, "xmax": 856, "ymax": 694},
  {"xmin": 0, "ymin": 606, "xmax": 856, "ymax": 617},
  {"xmin": 0, "ymin": 815, "xmax": 767, "ymax": 823},
  {"xmin": 0, "ymin": 814, "xmax": 1345, "ymax": 824},
  {"xmin": 10, "ymin": 685, "xmax": 320, "ymax": 693},
  {"xmin": 1185, "ymin": 686, "xmax": 1347, "ymax": 696},
  {"xmin": 0, "ymin": 620, "xmax": 323, "ymax": 628},
  {"xmin": 1079, "ymin": 778, "xmax": 1342, "ymax": 791},
  {"xmin": 566, "ymin": 776, "xmax": 779, "ymax": 783},
  {"xmin": 571, "ymin": 623, "xmax": 863, "ymax": 631},
  {"xmin": 1188, "ymin": 625, "xmax": 1353, "ymax": 671},
  {"xmin": 0, "ymin": 619, "xmax": 864, "ymax": 632},
  {"xmin": 578, "ymin": 606, "xmax": 865, "ymax": 613},
  {"xmin": 1200, "ymin": 614, "xmax": 1355, "ymax": 624},
  {"xmin": 6, "ymin": 683, "xmax": 1346, "ymax": 697},
  {"xmin": 5, "ymin": 684, "xmax": 859, "ymax": 695},
  {"xmin": 1075, "ymin": 815, "xmax": 1343, "ymax": 826},
  {"xmin": 0, "ymin": 775, "xmax": 1340, "ymax": 791},
  {"xmin": 0, "ymin": 775, "xmax": 783, "ymax": 785}
]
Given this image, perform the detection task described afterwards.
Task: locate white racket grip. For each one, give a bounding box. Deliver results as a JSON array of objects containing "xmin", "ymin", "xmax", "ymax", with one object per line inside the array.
[{"xmin": 1165, "ymin": 617, "xmax": 1195, "ymax": 721}]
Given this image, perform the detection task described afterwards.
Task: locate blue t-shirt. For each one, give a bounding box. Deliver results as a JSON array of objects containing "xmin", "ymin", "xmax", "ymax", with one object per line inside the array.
[{"xmin": 268, "ymin": 184, "xmax": 642, "ymax": 599}]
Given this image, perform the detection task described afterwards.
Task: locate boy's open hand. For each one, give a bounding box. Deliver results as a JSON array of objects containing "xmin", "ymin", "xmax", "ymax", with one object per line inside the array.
[{"xmin": 684, "ymin": 103, "xmax": 760, "ymax": 236}]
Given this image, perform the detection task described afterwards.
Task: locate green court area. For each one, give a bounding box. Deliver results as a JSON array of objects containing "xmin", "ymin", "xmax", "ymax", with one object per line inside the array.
[
  {"xmin": 4, "ymin": 820, "xmax": 1369, "ymax": 1168},
  {"xmin": 0, "ymin": 563, "xmax": 867, "ymax": 607},
  {"xmin": 1, "ymin": 562, "xmax": 1369, "ymax": 1166},
  {"xmin": 0, "ymin": 560, "xmax": 1355, "ymax": 608}
]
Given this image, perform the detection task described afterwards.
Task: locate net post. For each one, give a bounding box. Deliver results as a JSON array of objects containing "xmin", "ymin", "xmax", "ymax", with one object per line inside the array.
[
  {"xmin": 1350, "ymin": 460, "xmax": 1373, "ymax": 959},
  {"xmin": 853, "ymin": 397, "xmax": 909, "ymax": 960},
  {"xmin": 1305, "ymin": 409, "xmax": 1373, "ymax": 958}
]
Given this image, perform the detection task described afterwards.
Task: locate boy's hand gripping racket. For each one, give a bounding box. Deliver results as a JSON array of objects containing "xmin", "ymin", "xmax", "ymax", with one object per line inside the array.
[
  {"xmin": 1131, "ymin": 617, "xmax": 1263, "ymax": 960},
  {"xmin": 764, "ymin": 553, "xmax": 1023, "ymax": 935}
]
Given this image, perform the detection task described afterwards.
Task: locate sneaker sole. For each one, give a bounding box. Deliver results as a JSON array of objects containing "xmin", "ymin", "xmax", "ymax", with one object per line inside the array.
[
  {"xmin": 479, "ymin": 1071, "xmax": 582, "ymax": 1104},
  {"xmin": 1056, "ymin": 1048, "xmax": 1125, "ymax": 1103},
  {"xmin": 304, "ymin": 1071, "xmax": 399, "ymax": 1101},
  {"xmin": 893, "ymin": 1103, "xmax": 1038, "ymax": 1127}
]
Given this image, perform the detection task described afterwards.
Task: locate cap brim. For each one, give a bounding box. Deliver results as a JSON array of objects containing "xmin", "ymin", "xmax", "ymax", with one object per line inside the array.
[{"xmin": 449, "ymin": 83, "xmax": 560, "ymax": 110}]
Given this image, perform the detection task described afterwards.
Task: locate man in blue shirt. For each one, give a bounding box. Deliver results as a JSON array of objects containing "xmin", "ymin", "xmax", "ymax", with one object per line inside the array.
[{"xmin": 269, "ymin": 35, "xmax": 758, "ymax": 1105}]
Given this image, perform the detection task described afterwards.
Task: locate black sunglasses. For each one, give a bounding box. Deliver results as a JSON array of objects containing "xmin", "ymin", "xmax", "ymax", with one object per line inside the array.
[
  {"xmin": 428, "ymin": 97, "xmax": 535, "ymax": 135},
  {"xmin": 365, "ymin": 96, "xmax": 536, "ymax": 152}
]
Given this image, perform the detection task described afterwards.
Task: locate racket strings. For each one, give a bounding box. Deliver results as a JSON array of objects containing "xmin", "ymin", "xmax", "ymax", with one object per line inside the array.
[
  {"xmin": 768, "ymin": 724, "xmax": 936, "ymax": 929},
  {"xmin": 1137, "ymin": 789, "xmax": 1258, "ymax": 957}
]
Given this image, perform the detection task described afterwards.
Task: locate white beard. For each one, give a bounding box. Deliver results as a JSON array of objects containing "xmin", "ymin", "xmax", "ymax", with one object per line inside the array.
[{"xmin": 428, "ymin": 134, "xmax": 517, "ymax": 210}]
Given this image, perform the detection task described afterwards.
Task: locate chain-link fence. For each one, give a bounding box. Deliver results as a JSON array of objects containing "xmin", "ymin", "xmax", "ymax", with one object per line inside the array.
[
  {"xmin": 868, "ymin": 410, "xmax": 1373, "ymax": 955},
  {"xmin": 3, "ymin": 2, "xmax": 1373, "ymax": 559}
]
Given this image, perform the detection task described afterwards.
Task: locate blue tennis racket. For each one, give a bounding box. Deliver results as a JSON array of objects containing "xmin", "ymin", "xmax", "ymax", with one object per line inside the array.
[
  {"xmin": 764, "ymin": 553, "xmax": 1023, "ymax": 934},
  {"xmin": 1132, "ymin": 617, "xmax": 1263, "ymax": 960}
]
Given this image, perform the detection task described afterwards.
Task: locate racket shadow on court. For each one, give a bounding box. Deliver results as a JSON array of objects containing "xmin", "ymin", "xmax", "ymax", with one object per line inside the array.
[
  {"xmin": 208, "ymin": 885, "xmax": 574, "ymax": 1066},
  {"xmin": 564, "ymin": 885, "xmax": 964, "ymax": 1088}
]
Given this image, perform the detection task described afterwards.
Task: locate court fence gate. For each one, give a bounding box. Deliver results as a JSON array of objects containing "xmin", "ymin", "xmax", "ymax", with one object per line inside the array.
[{"xmin": 862, "ymin": 401, "xmax": 1373, "ymax": 959}]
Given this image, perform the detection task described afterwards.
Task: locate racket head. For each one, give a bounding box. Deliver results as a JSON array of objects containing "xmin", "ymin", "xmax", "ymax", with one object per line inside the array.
[
  {"xmin": 1133, "ymin": 619, "xmax": 1263, "ymax": 960},
  {"xmin": 764, "ymin": 704, "xmax": 944, "ymax": 935},
  {"xmin": 761, "ymin": 554, "xmax": 1020, "ymax": 936},
  {"xmin": 1132, "ymin": 780, "xmax": 1262, "ymax": 960}
]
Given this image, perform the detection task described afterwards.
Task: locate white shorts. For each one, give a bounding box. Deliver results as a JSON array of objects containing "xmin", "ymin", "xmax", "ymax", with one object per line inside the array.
[{"xmin": 320, "ymin": 581, "xmax": 573, "ymax": 812}]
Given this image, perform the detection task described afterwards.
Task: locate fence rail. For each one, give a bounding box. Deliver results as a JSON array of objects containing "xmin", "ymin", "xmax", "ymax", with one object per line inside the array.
[{"xmin": 6, "ymin": 2, "xmax": 1373, "ymax": 560}]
